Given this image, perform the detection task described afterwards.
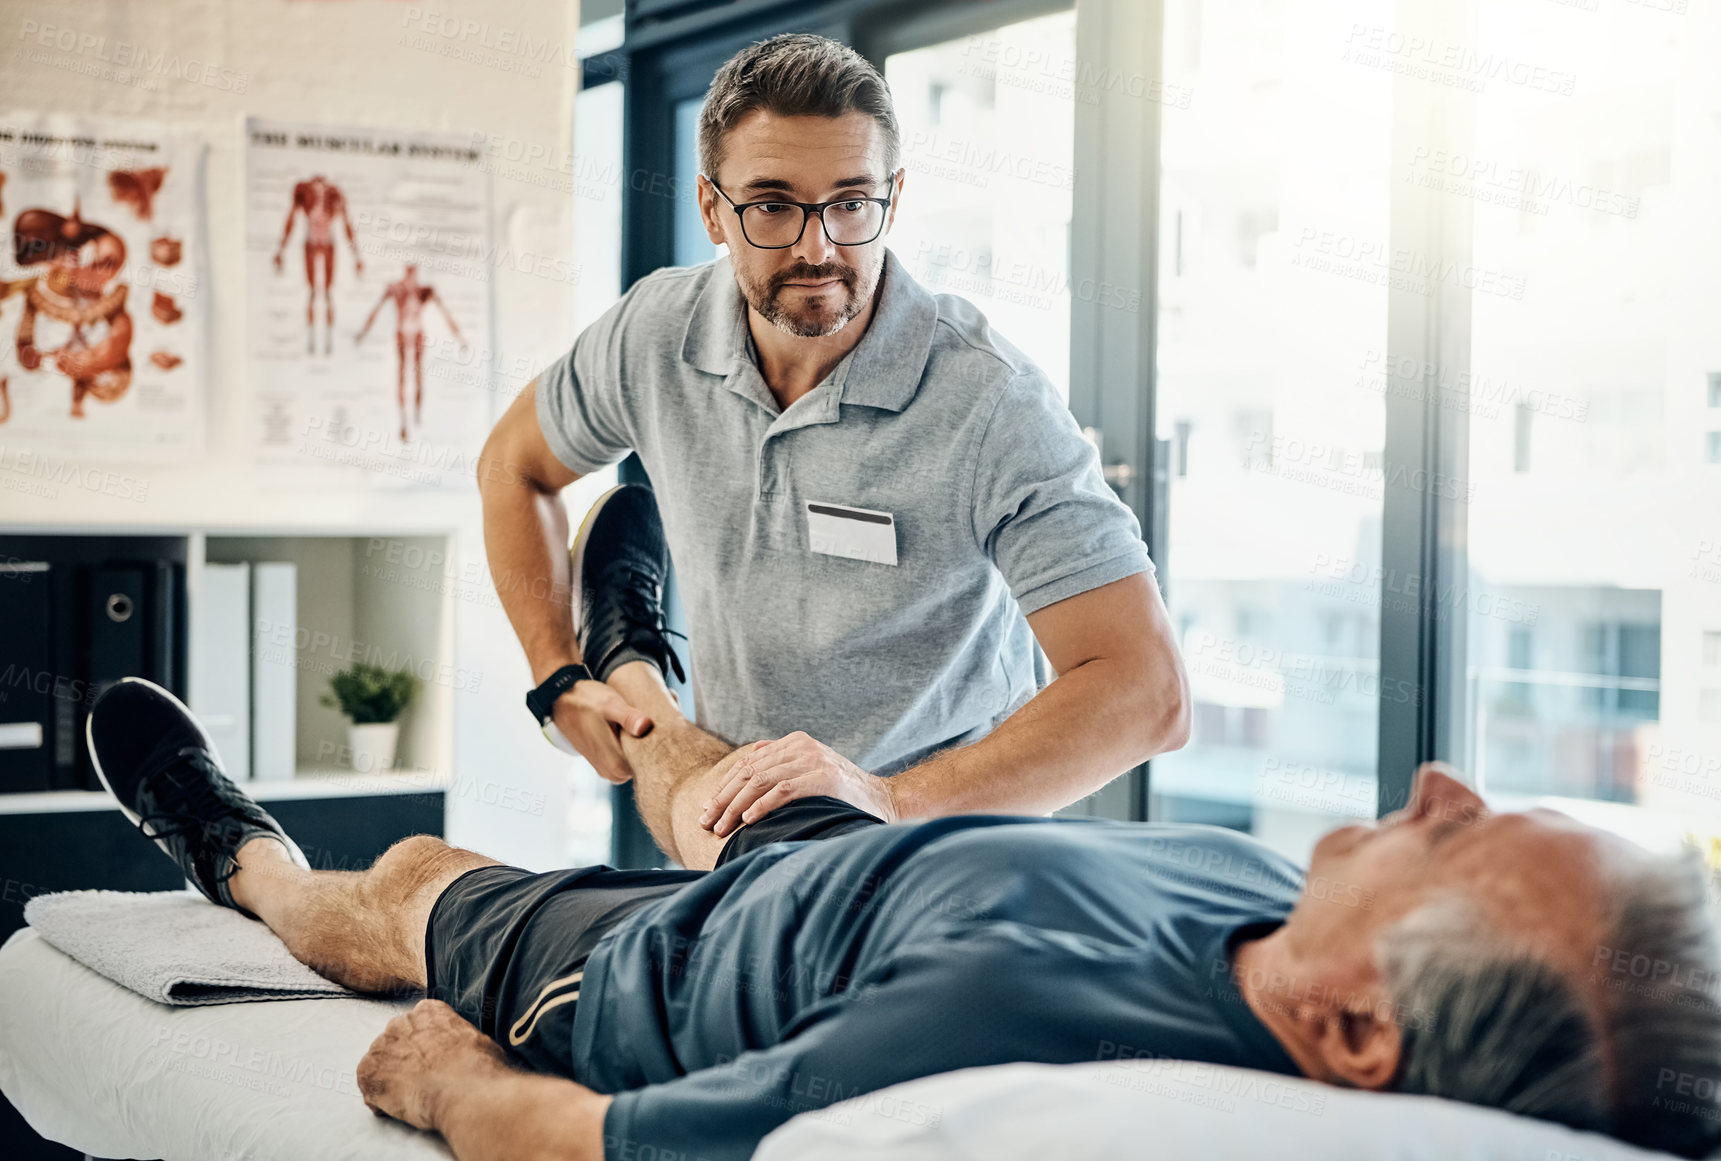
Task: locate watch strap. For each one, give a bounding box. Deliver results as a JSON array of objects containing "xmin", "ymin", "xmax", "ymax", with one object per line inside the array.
[{"xmin": 526, "ymin": 662, "xmax": 594, "ymax": 725}]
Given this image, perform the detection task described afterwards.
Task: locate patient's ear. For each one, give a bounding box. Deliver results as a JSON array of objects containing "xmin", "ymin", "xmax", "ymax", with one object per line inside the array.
[{"xmin": 1312, "ymin": 1006, "xmax": 1401, "ymax": 1090}]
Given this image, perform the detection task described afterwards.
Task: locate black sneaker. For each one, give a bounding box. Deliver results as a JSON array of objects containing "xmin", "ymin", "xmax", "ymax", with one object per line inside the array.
[
  {"xmin": 87, "ymin": 677, "xmax": 309, "ymax": 920},
  {"xmin": 571, "ymin": 483, "xmax": 686, "ymax": 684}
]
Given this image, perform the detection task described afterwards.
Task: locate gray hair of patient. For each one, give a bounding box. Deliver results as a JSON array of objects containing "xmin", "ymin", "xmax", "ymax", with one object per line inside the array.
[{"xmin": 1377, "ymin": 847, "xmax": 1721, "ymax": 1159}]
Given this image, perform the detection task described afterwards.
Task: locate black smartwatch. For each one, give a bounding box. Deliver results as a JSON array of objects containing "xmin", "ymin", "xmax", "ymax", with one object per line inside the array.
[{"xmin": 526, "ymin": 662, "xmax": 595, "ymax": 726}]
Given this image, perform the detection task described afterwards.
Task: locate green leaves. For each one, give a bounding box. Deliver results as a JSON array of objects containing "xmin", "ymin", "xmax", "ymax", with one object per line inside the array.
[{"xmin": 319, "ymin": 662, "xmax": 421, "ymax": 724}]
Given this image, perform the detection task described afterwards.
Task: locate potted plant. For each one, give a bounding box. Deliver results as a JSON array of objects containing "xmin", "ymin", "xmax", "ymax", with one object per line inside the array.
[{"xmin": 320, "ymin": 662, "xmax": 420, "ymax": 773}]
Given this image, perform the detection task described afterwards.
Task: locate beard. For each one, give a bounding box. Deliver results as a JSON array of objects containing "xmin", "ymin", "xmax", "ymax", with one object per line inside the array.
[{"xmin": 738, "ymin": 254, "xmax": 881, "ymax": 338}]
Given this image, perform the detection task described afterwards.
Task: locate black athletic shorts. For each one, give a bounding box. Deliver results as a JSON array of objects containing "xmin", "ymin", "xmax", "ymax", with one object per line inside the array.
[{"xmin": 424, "ymin": 795, "xmax": 884, "ymax": 1075}]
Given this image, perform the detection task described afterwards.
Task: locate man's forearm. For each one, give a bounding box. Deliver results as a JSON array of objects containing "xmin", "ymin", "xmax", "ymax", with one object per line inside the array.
[
  {"xmin": 889, "ymin": 656, "xmax": 1186, "ymax": 819},
  {"xmin": 478, "ymin": 468, "xmax": 579, "ymax": 683},
  {"xmin": 438, "ymin": 1068, "xmax": 611, "ymax": 1161}
]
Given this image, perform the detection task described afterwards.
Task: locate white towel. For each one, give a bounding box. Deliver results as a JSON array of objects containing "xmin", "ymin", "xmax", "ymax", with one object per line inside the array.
[{"xmin": 24, "ymin": 889, "xmax": 361, "ymax": 1006}]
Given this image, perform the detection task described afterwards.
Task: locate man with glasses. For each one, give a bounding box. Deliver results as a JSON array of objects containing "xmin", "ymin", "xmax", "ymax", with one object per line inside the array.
[{"xmin": 477, "ymin": 32, "xmax": 1190, "ymax": 868}]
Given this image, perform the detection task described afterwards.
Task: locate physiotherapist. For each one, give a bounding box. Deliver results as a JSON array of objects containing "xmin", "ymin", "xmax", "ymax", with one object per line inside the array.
[{"xmin": 478, "ymin": 32, "xmax": 1190, "ymax": 839}]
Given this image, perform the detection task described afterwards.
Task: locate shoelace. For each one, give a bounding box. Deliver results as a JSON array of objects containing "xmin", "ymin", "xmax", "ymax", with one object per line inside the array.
[
  {"xmin": 134, "ymin": 747, "xmax": 250, "ymax": 887},
  {"xmin": 598, "ymin": 563, "xmax": 688, "ymax": 683}
]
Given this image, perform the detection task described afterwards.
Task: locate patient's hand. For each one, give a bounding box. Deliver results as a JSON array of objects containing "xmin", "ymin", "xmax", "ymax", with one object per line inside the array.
[
  {"xmin": 700, "ymin": 731, "xmax": 897, "ymax": 837},
  {"xmin": 357, "ymin": 998, "xmax": 511, "ymax": 1131}
]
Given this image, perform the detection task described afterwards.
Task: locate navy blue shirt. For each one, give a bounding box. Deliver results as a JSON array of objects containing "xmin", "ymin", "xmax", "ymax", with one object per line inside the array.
[{"xmin": 571, "ymin": 817, "xmax": 1305, "ymax": 1161}]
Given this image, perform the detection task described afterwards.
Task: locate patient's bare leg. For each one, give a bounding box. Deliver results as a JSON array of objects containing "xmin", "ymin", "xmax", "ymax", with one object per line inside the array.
[
  {"xmin": 607, "ymin": 660, "xmax": 753, "ymax": 871},
  {"xmin": 227, "ymin": 834, "xmax": 500, "ymax": 993}
]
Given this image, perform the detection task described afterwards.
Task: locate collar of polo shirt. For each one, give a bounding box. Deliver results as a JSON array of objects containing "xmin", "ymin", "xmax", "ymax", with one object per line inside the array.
[{"xmin": 679, "ymin": 247, "xmax": 940, "ymax": 414}]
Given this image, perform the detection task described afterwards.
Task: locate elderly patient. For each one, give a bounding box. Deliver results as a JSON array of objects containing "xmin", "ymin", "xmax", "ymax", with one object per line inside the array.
[{"xmin": 89, "ymin": 677, "xmax": 1721, "ymax": 1161}]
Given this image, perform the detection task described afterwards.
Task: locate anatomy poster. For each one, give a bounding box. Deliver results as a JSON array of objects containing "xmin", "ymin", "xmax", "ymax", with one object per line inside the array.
[
  {"xmin": 245, "ymin": 118, "xmax": 491, "ymax": 484},
  {"xmin": 0, "ymin": 112, "xmax": 204, "ymax": 459}
]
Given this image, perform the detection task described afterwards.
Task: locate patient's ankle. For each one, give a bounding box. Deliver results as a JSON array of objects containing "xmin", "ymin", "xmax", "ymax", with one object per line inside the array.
[
  {"xmin": 238, "ymin": 834, "xmax": 292, "ymax": 865},
  {"xmin": 608, "ymin": 660, "xmax": 681, "ymax": 718},
  {"xmin": 228, "ymin": 836, "xmax": 296, "ymax": 913}
]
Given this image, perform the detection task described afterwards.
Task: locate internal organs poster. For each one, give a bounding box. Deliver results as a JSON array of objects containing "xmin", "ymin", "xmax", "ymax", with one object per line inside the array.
[
  {"xmin": 245, "ymin": 118, "xmax": 491, "ymax": 486},
  {"xmin": 0, "ymin": 113, "xmax": 204, "ymax": 460}
]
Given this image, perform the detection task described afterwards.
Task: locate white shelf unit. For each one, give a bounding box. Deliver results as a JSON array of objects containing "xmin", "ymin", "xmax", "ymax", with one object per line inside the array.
[
  {"xmin": 200, "ymin": 531, "xmax": 456, "ymax": 782},
  {"xmin": 0, "ymin": 524, "xmax": 457, "ymax": 802}
]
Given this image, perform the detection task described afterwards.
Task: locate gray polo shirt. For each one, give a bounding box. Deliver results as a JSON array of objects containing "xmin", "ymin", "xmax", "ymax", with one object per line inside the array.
[{"xmin": 536, "ymin": 247, "xmax": 1152, "ymax": 774}]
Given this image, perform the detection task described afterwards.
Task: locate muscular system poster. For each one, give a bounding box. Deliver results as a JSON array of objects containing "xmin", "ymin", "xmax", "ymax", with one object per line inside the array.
[
  {"xmin": 245, "ymin": 118, "xmax": 492, "ymax": 485},
  {"xmin": 0, "ymin": 112, "xmax": 204, "ymax": 460}
]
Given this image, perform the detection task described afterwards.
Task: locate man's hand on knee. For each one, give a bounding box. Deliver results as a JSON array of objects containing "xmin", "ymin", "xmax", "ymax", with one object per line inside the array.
[{"xmin": 699, "ymin": 732, "xmax": 897, "ymax": 838}]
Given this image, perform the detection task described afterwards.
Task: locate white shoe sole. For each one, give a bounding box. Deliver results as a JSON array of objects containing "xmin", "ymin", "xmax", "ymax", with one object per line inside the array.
[{"xmin": 568, "ymin": 482, "xmax": 626, "ymax": 642}]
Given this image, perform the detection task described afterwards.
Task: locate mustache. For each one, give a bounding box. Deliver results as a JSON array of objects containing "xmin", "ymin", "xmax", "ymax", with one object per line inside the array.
[{"xmin": 768, "ymin": 262, "xmax": 856, "ymax": 293}]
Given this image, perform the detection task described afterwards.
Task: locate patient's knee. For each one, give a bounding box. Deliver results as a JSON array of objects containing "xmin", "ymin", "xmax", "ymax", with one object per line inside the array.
[
  {"xmin": 376, "ymin": 833, "xmax": 452, "ymax": 868},
  {"xmin": 674, "ymin": 743, "xmax": 761, "ymax": 817},
  {"xmin": 367, "ymin": 834, "xmax": 464, "ymax": 905}
]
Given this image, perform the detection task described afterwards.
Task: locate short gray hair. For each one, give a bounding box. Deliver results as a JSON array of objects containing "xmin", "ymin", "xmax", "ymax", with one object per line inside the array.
[
  {"xmin": 1379, "ymin": 849, "xmax": 1721, "ymax": 1158},
  {"xmin": 698, "ymin": 34, "xmax": 900, "ymax": 183}
]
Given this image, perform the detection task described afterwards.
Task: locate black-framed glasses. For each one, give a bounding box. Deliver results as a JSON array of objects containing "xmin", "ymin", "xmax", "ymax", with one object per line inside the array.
[{"xmin": 702, "ymin": 171, "xmax": 900, "ymax": 249}]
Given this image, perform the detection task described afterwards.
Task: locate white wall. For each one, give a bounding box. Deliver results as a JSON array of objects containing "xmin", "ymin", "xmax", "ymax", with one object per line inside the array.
[{"xmin": 0, "ymin": 0, "xmax": 614, "ymax": 869}]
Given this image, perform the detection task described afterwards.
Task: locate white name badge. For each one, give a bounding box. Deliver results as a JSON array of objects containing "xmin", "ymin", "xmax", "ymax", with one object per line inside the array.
[{"xmin": 806, "ymin": 501, "xmax": 897, "ymax": 566}]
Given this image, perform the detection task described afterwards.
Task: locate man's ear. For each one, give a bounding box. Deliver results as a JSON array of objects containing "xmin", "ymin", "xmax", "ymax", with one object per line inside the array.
[
  {"xmin": 884, "ymin": 167, "xmax": 904, "ymax": 232},
  {"xmin": 1311, "ymin": 1004, "xmax": 1402, "ymax": 1091},
  {"xmin": 696, "ymin": 175, "xmax": 727, "ymax": 247}
]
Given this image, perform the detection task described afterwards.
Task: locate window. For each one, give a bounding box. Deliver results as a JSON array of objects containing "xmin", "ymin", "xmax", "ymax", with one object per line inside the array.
[
  {"xmin": 1461, "ymin": 0, "xmax": 1704, "ymax": 829},
  {"xmin": 1151, "ymin": 0, "xmax": 1388, "ymax": 861},
  {"xmin": 1141, "ymin": 0, "xmax": 1717, "ymax": 844},
  {"xmin": 1173, "ymin": 419, "xmax": 1192, "ymax": 477},
  {"xmin": 1513, "ymin": 404, "xmax": 1533, "ymax": 474},
  {"xmin": 1320, "ymin": 611, "xmax": 1344, "ymax": 650},
  {"xmin": 1237, "ymin": 209, "xmax": 1276, "ymax": 269},
  {"xmin": 1507, "ymin": 627, "xmax": 1534, "ymax": 672},
  {"xmin": 672, "ymin": 96, "xmax": 716, "ymax": 268},
  {"xmin": 572, "ymin": 35, "xmax": 624, "ymax": 331},
  {"xmin": 884, "ymin": 9, "xmax": 1077, "ymax": 402}
]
